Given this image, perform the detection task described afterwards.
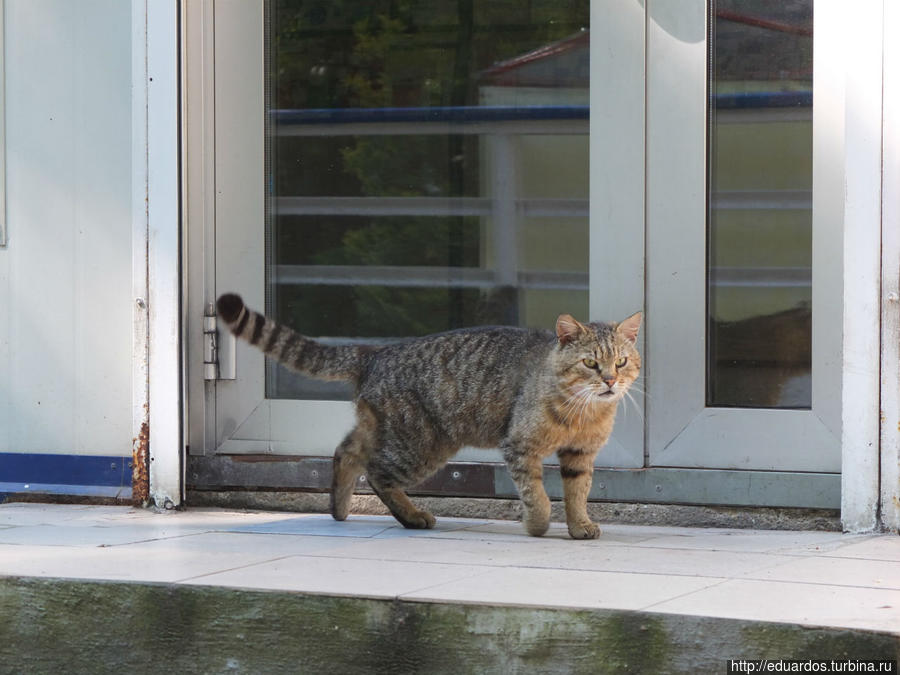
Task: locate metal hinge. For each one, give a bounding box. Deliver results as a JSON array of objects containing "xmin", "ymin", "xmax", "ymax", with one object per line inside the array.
[
  {"xmin": 203, "ymin": 303, "xmax": 236, "ymax": 381},
  {"xmin": 203, "ymin": 305, "xmax": 218, "ymax": 380}
]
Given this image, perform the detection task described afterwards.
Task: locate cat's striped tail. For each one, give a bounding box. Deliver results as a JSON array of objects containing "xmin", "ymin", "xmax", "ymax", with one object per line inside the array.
[{"xmin": 216, "ymin": 293, "xmax": 366, "ymax": 382}]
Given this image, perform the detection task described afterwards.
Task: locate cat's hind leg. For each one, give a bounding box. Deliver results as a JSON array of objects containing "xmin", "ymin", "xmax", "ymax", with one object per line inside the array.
[
  {"xmin": 365, "ymin": 441, "xmax": 439, "ymax": 529},
  {"xmin": 330, "ymin": 405, "xmax": 376, "ymax": 521},
  {"xmin": 367, "ymin": 480, "xmax": 436, "ymax": 530},
  {"xmin": 330, "ymin": 437, "xmax": 365, "ymax": 521},
  {"xmin": 364, "ymin": 424, "xmax": 448, "ymax": 529}
]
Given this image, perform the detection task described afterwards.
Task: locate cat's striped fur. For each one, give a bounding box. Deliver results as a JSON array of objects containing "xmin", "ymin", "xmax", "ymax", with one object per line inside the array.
[{"xmin": 217, "ymin": 293, "xmax": 641, "ymax": 539}]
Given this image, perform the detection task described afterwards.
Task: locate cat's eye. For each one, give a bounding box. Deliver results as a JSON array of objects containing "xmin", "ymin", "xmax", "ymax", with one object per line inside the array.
[
  {"xmin": 615, "ymin": 356, "xmax": 628, "ymax": 368},
  {"xmin": 582, "ymin": 357, "xmax": 598, "ymax": 369}
]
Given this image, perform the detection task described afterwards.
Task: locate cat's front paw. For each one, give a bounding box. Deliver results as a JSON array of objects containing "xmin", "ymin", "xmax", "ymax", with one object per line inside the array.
[
  {"xmin": 523, "ymin": 502, "xmax": 551, "ymax": 537},
  {"xmin": 401, "ymin": 510, "xmax": 436, "ymax": 529},
  {"xmin": 568, "ymin": 520, "xmax": 601, "ymax": 540}
]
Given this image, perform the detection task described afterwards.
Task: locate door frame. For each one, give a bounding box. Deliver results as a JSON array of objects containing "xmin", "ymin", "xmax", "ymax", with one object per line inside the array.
[
  {"xmin": 133, "ymin": 0, "xmax": 182, "ymax": 508},
  {"xmin": 645, "ymin": 0, "xmax": 841, "ymax": 473},
  {"xmin": 880, "ymin": 0, "xmax": 900, "ymax": 532},
  {"xmin": 834, "ymin": 0, "xmax": 886, "ymax": 533},
  {"xmin": 201, "ymin": 0, "xmax": 643, "ymax": 469}
]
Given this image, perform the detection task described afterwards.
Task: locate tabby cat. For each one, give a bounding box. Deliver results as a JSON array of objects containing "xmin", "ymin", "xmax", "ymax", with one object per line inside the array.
[{"xmin": 217, "ymin": 293, "xmax": 642, "ymax": 539}]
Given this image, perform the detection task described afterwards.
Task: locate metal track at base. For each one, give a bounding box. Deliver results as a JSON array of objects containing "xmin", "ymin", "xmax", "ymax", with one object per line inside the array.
[{"xmin": 188, "ymin": 455, "xmax": 839, "ymax": 509}]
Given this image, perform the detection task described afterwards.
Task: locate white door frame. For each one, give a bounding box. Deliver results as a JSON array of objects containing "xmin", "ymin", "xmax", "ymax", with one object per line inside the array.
[
  {"xmin": 838, "ymin": 0, "xmax": 886, "ymax": 533},
  {"xmin": 590, "ymin": 0, "xmax": 646, "ymax": 466},
  {"xmin": 877, "ymin": 0, "xmax": 900, "ymax": 533},
  {"xmin": 597, "ymin": 0, "xmax": 888, "ymax": 529},
  {"xmin": 644, "ymin": 0, "xmax": 841, "ymax": 473},
  {"xmin": 208, "ymin": 0, "xmax": 364, "ymax": 459},
  {"xmin": 204, "ymin": 0, "xmax": 641, "ymax": 469},
  {"xmin": 134, "ymin": 0, "xmax": 183, "ymax": 508}
]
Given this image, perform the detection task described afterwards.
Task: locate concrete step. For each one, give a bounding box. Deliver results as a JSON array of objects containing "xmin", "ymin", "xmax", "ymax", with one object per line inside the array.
[
  {"xmin": 2, "ymin": 575, "xmax": 898, "ymax": 674},
  {"xmin": 0, "ymin": 504, "xmax": 897, "ymax": 673}
]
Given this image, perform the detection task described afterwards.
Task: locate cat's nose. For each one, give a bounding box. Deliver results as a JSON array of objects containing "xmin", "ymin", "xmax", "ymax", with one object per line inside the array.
[{"xmin": 603, "ymin": 377, "xmax": 617, "ymax": 389}]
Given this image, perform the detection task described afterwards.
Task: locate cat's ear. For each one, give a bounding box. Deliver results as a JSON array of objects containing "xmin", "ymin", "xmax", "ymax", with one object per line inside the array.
[
  {"xmin": 617, "ymin": 312, "xmax": 642, "ymax": 344},
  {"xmin": 556, "ymin": 314, "xmax": 586, "ymax": 346}
]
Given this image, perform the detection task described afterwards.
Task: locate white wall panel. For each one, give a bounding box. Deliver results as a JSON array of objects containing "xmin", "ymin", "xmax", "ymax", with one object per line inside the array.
[{"xmin": 0, "ymin": 0, "xmax": 132, "ymax": 456}]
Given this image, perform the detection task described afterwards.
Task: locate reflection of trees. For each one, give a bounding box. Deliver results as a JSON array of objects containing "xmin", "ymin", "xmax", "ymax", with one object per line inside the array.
[
  {"xmin": 271, "ymin": 1, "xmax": 589, "ymax": 110},
  {"xmin": 270, "ymin": 0, "xmax": 588, "ymax": 337}
]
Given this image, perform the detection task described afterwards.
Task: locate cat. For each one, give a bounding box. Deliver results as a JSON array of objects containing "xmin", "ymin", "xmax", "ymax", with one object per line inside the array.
[{"xmin": 217, "ymin": 293, "xmax": 641, "ymax": 539}]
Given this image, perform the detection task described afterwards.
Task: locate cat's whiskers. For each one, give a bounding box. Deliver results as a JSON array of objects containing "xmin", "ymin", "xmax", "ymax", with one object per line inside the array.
[
  {"xmin": 560, "ymin": 386, "xmax": 595, "ymax": 426},
  {"xmin": 622, "ymin": 379, "xmax": 648, "ymax": 398},
  {"xmin": 627, "ymin": 375, "xmax": 648, "ymax": 393},
  {"xmin": 561, "ymin": 382, "xmax": 609, "ymax": 427},
  {"xmin": 613, "ymin": 384, "xmax": 629, "ymax": 422},
  {"xmin": 557, "ymin": 390, "xmax": 582, "ymax": 423},
  {"xmin": 577, "ymin": 387, "xmax": 600, "ymax": 427},
  {"xmin": 573, "ymin": 389, "xmax": 592, "ymax": 428},
  {"xmin": 622, "ymin": 389, "xmax": 645, "ymax": 423}
]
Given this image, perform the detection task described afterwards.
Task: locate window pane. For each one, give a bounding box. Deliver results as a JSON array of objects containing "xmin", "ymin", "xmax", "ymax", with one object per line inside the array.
[
  {"xmin": 707, "ymin": 0, "xmax": 813, "ymax": 409},
  {"xmin": 265, "ymin": 0, "xmax": 589, "ymax": 400}
]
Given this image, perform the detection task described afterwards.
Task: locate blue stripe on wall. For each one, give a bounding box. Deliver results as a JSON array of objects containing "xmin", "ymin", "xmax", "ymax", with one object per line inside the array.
[{"xmin": 0, "ymin": 453, "xmax": 132, "ymax": 501}]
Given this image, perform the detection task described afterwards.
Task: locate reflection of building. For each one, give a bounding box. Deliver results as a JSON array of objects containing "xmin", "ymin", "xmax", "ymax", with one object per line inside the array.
[
  {"xmin": 478, "ymin": 31, "xmax": 589, "ymax": 328},
  {"xmin": 708, "ymin": 9, "xmax": 813, "ymax": 408},
  {"xmin": 480, "ymin": 29, "xmax": 589, "ymax": 100}
]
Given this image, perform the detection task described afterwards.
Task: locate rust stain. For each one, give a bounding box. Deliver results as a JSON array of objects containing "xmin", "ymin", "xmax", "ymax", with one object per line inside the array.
[{"xmin": 132, "ymin": 421, "xmax": 150, "ymax": 506}]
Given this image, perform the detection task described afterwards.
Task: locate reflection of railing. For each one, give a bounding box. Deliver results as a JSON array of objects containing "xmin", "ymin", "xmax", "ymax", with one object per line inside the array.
[
  {"xmin": 272, "ymin": 106, "xmax": 591, "ymax": 295},
  {"xmin": 275, "ymin": 265, "xmax": 587, "ymax": 291},
  {"xmin": 276, "ymin": 196, "xmax": 588, "ymax": 218},
  {"xmin": 713, "ymin": 91, "xmax": 811, "ymax": 109},
  {"xmin": 274, "ymin": 105, "xmax": 590, "ymax": 125},
  {"xmin": 272, "ymin": 92, "xmax": 810, "ymax": 131},
  {"xmin": 713, "ymin": 91, "xmax": 811, "ymax": 123},
  {"xmin": 710, "ymin": 266, "xmax": 810, "ymax": 289},
  {"xmin": 273, "ymin": 105, "xmax": 588, "ymax": 136},
  {"xmin": 271, "ymin": 104, "xmax": 812, "ymax": 296},
  {"xmin": 275, "ymin": 191, "xmax": 806, "ymax": 219},
  {"xmin": 274, "ymin": 265, "xmax": 810, "ymax": 291},
  {"xmin": 272, "ymin": 93, "xmax": 810, "ymax": 129},
  {"xmin": 711, "ymin": 190, "xmax": 811, "ymax": 210}
]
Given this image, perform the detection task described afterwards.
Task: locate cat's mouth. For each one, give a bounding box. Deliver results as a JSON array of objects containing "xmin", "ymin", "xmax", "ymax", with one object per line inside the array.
[{"xmin": 597, "ymin": 390, "xmax": 616, "ymax": 399}]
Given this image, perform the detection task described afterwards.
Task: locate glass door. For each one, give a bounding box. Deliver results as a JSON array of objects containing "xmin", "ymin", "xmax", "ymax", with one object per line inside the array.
[
  {"xmin": 198, "ymin": 0, "xmax": 842, "ymax": 506},
  {"xmin": 646, "ymin": 0, "xmax": 841, "ymax": 472},
  {"xmin": 211, "ymin": 0, "xmax": 643, "ymax": 469}
]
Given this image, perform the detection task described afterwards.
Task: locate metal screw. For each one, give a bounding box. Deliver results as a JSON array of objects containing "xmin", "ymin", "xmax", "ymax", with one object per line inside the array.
[
  {"xmin": 451, "ymin": 471, "xmax": 461, "ymax": 480},
  {"xmin": 655, "ymin": 484, "xmax": 662, "ymax": 493},
  {"xmin": 359, "ymin": 476, "xmax": 367, "ymax": 483},
  {"xmin": 311, "ymin": 470, "xmax": 319, "ymax": 478},
  {"xmin": 597, "ymin": 482, "xmax": 605, "ymax": 490},
  {"xmin": 135, "ymin": 298, "xmax": 146, "ymax": 309}
]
